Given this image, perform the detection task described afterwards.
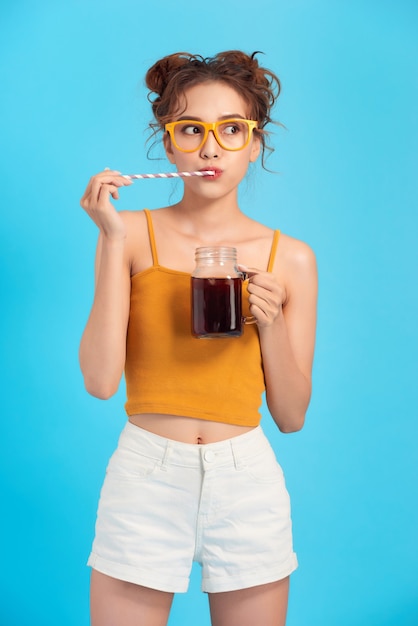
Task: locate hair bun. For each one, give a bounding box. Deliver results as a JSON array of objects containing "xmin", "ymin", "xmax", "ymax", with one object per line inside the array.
[{"xmin": 146, "ymin": 53, "xmax": 202, "ymax": 98}]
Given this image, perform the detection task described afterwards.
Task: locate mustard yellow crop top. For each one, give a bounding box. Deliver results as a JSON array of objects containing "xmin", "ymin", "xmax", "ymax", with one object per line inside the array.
[{"xmin": 124, "ymin": 209, "xmax": 280, "ymax": 427}]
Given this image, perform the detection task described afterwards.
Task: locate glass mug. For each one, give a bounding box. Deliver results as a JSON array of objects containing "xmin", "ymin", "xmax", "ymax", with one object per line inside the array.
[{"xmin": 191, "ymin": 246, "xmax": 256, "ymax": 338}]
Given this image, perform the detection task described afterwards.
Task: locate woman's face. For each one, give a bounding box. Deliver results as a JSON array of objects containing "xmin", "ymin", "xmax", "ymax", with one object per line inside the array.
[{"xmin": 164, "ymin": 81, "xmax": 260, "ymax": 197}]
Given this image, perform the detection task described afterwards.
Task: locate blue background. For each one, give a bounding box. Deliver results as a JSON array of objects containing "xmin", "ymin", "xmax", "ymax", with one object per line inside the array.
[{"xmin": 1, "ymin": 1, "xmax": 417, "ymax": 624}]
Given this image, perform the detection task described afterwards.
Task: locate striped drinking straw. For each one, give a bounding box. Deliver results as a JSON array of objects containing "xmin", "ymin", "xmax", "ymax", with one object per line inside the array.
[{"xmin": 122, "ymin": 170, "xmax": 215, "ymax": 180}]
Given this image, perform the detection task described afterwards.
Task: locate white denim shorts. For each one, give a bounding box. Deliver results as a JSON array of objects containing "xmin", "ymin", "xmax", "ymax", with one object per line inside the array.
[{"xmin": 87, "ymin": 422, "xmax": 298, "ymax": 593}]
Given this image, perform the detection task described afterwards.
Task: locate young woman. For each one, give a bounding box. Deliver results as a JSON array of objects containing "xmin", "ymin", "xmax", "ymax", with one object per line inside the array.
[{"xmin": 80, "ymin": 50, "xmax": 317, "ymax": 626}]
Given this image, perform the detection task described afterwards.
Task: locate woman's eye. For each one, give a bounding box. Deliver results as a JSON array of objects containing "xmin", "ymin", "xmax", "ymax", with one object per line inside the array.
[
  {"xmin": 223, "ymin": 123, "xmax": 241, "ymax": 135},
  {"xmin": 182, "ymin": 125, "xmax": 202, "ymax": 135}
]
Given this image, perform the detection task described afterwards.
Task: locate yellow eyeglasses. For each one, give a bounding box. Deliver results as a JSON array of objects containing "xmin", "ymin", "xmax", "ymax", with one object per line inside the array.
[{"xmin": 164, "ymin": 119, "xmax": 258, "ymax": 153}]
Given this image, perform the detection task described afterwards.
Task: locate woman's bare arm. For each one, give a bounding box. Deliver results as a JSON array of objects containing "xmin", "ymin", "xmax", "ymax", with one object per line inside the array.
[
  {"xmin": 242, "ymin": 239, "xmax": 318, "ymax": 432},
  {"xmin": 78, "ymin": 170, "xmax": 133, "ymax": 398}
]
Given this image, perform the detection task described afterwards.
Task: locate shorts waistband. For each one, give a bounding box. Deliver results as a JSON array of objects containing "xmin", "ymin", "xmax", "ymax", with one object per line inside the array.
[{"xmin": 119, "ymin": 422, "xmax": 271, "ymax": 470}]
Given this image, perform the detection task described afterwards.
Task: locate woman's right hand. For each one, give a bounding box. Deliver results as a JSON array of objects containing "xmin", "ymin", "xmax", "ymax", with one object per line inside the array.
[{"xmin": 80, "ymin": 169, "xmax": 133, "ymax": 240}]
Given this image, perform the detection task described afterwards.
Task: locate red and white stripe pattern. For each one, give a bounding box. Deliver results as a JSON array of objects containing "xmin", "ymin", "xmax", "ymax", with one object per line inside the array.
[{"xmin": 123, "ymin": 170, "xmax": 215, "ymax": 180}]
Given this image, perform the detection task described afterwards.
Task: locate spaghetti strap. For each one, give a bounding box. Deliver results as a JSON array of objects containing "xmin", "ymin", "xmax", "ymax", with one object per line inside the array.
[
  {"xmin": 143, "ymin": 209, "xmax": 159, "ymax": 266},
  {"xmin": 267, "ymin": 230, "xmax": 280, "ymax": 272}
]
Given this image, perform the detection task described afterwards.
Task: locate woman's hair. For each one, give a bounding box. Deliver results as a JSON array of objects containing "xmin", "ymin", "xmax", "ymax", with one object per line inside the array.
[{"xmin": 145, "ymin": 50, "xmax": 282, "ymax": 165}]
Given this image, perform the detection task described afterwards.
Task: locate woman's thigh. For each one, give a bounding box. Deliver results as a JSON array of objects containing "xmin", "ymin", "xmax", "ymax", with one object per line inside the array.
[
  {"xmin": 90, "ymin": 570, "xmax": 174, "ymax": 626},
  {"xmin": 208, "ymin": 578, "xmax": 289, "ymax": 626}
]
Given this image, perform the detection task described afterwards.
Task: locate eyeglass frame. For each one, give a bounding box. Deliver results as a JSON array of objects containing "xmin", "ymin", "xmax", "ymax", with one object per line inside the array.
[{"xmin": 164, "ymin": 119, "xmax": 258, "ymax": 153}]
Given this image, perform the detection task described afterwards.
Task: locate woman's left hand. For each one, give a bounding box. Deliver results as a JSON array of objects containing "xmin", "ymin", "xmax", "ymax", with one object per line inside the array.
[{"xmin": 238, "ymin": 265, "xmax": 287, "ymax": 328}]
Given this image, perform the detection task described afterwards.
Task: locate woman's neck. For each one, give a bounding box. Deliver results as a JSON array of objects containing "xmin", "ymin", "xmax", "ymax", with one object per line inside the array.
[{"xmin": 170, "ymin": 194, "xmax": 245, "ymax": 241}]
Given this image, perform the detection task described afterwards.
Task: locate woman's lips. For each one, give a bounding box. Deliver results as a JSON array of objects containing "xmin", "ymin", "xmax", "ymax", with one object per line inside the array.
[{"xmin": 200, "ymin": 168, "xmax": 223, "ymax": 180}]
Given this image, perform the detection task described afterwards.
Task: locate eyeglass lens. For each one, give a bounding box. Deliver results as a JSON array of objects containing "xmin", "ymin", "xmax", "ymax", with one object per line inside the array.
[{"xmin": 173, "ymin": 120, "xmax": 251, "ymax": 151}]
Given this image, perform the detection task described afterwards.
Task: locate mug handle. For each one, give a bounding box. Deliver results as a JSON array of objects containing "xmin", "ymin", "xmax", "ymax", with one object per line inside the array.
[{"xmin": 238, "ymin": 270, "xmax": 257, "ymax": 325}]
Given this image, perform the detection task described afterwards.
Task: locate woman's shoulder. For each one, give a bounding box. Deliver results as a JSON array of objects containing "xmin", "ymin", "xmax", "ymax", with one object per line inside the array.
[
  {"xmin": 119, "ymin": 208, "xmax": 148, "ymax": 225},
  {"xmin": 245, "ymin": 217, "xmax": 315, "ymax": 264},
  {"xmin": 118, "ymin": 209, "xmax": 154, "ymax": 274},
  {"xmin": 119, "ymin": 206, "xmax": 171, "ymax": 230},
  {"xmin": 119, "ymin": 208, "xmax": 149, "ymax": 245},
  {"xmin": 278, "ymin": 232, "xmax": 316, "ymax": 263},
  {"xmin": 275, "ymin": 231, "xmax": 317, "ymax": 284}
]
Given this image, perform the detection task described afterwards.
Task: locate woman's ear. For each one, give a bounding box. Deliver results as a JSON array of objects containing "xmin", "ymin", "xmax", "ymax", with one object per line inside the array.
[
  {"xmin": 163, "ymin": 132, "xmax": 176, "ymax": 164},
  {"xmin": 249, "ymin": 134, "xmax": 261, "ymax": 163}
]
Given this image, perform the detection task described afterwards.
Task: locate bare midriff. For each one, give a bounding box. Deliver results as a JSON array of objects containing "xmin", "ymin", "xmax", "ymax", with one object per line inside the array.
[{"xmin": 129, "ymin": 413, "xmax": 255, "ymax": 445}]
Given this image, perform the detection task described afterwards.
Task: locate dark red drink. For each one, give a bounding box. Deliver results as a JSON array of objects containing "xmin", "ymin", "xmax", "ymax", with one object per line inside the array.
[{"xmin": 191, "ymin": 277, "xmax": 243, "ymax": 338}]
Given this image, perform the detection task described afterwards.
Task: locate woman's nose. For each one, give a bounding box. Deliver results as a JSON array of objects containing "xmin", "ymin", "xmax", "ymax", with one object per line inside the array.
[{"xmin": 200, "ymin": 130, "xmax": 220, "ymax": 159}]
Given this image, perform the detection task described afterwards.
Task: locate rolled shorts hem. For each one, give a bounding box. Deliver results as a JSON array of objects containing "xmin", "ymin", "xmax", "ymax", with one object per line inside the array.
[
  {"xmin": 88, "ymin": 551, "xmax": 298, "ymax": 595},
  {"xmin": 88, "ymin": 553, "xmax": 189, "ymax": 593},
  {"xmin": 202, "ymin": 553, "xmax": 298, "ymax": 593}
]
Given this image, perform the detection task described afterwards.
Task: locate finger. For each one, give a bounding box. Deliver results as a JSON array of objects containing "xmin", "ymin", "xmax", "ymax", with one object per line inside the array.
[
  {"xmin": 86, "ymin": 170, "xmax": 126, "ymax": 193},
  {"xmin": 98, "ymin": 183, "xmax": 120, "ymax": 202},
  {"xmin": 102, "ymin": 168, "xmax": 122, "ymax": 175},
  {"xmin": 90, "ymin": 176, "xmax": 131, "ymax": 201},
  {"xmin": 248, "ymin": 287, "xmax": 273, "ymax": 311},
  {"xmin": 246, "ymin": 272, "xmax": 277, "ymax": 293},
  {"xmin": 237, "ymin": 265, "xmax": 274, "ymax": 286},
  {"xmin": 103, "ymin": 167, "xmax": 124, "ymax": 174},
  {"xmin": 95, "ymin": 172, "xmax": 131, "ymax": 186},
  {"xmin": 248, "ymin": 295, "xmax": 278, "ymax": 324},
  {"xmin": 237, "ymin": 263, "xmax": 260, "ymax": 278},
  {"xmin": 247, "ymin": 300, "xmax": 270, "ymax": 325}
]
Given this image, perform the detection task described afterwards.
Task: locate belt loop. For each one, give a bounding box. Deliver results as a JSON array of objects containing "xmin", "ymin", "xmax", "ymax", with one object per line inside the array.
[
  {"xmin": 230, "ymin": 440, "xmax": 244, "ymax": 471},
  {"xmin": 160, "ymin": 440, "xmax": 172, "ymax": 471}
]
